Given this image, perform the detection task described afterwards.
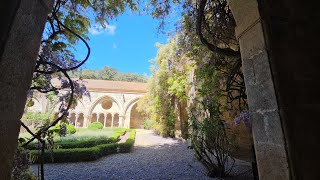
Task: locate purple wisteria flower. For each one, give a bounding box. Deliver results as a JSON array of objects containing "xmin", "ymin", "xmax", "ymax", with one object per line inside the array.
[{"xmin": 234, "ymin": 110, "xmax": 251, "ymax": 129}]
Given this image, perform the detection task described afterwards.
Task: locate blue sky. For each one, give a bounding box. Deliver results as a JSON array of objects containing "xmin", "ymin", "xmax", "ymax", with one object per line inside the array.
[{"xmin": 74, "ymin": 12, "xmax": 174, "ymax": 76}]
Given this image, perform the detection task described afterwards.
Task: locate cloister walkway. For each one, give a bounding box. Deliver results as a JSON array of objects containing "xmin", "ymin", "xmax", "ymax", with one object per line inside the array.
[{"xmin": 32, "ymin": 129, "xmax": 253, "ymax": 179}]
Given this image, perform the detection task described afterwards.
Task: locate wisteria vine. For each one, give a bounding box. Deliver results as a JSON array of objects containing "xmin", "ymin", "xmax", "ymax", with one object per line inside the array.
[{"xmin": 20, "ymin": 0, "xmax": 91, "ymax": 179}]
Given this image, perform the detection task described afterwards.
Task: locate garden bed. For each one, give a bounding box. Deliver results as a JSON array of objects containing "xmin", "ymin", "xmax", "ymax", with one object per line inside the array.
[{"xmin": 30, "ymin": 129, "xmax": 136, "ymax": 163}]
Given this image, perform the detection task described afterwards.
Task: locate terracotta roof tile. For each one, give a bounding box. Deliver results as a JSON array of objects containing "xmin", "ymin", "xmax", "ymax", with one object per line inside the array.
[
  {"xmin": 52, "ymin": 78, "xmax": 147, "ymax": 93},
  {"xmin": 81, "ymin": 79, "xmax": 147, "ymax": 93}
]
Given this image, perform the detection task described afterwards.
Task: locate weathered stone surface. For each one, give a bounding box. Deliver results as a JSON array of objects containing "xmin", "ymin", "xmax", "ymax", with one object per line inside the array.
[
  {"xmin": 229, "ymin": 0, "xmax": 291, "ymax": 179},
  {"xmin": 254, "ymin": 142, "xmax": 290, "ymax": 180},
  {"xmin": 228, "ymin": 0, "xmax": 260, "ymax": 39},
  {"xmin": 242, "ymin": 50, "xmax": 278, "ymax": 112}
]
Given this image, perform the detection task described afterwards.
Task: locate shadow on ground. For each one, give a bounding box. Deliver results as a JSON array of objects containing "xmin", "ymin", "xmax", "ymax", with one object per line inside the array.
[{"xmin": 32, "ymin": 130, "xmax": 253, "ymax": 180}]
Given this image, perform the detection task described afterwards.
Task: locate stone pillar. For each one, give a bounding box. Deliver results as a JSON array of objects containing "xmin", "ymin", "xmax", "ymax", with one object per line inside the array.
[
  {"xmin": 96, "ymin": 114, "xmax": 99, "ymax": 122},
  {"xmin": 103, "ymin": 113, "xmax": 107, "ymax": 128},
  {"xmin": 74, "ymin": 114, "xmax": 78, "ymax": 128},
  {"xmin": 125, "ymin": 112, "xmax": 131, "ymax": 129},
  {"xmin": 119, "ymin": 115, "xmax": 125, "ymax": 127},
  {"xmin": 84, "ymin": 115, "xmax": 88, "ymax": 127},
  {"xmin": 228, "ymin": 0, "xmax": 290, "ymax": 179},
  {"xmin": 111, "ymin": 114, "xmax": 114, "ymax": 128},
  {"xmin": 0, "ymin": 0, "xmax": 54, "ymax": 178}
]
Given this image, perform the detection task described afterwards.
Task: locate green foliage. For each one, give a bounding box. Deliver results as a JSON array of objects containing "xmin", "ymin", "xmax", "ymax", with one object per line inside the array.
[
  {"xmin": 190, "ymin": 102, "xmax": 237, "ymax": 178},
  {"xmin": 70, "ymin": 66, "xmax": 147, "ymax": 82},
  {"xmin": 118, "ymin": 129, "xmax": 136, "ymax": 153},
  {"xmin": 25, "ymin": 129, "xmax": 126, "ymax": 150},
  {"xmin": 49, "ymin": 123, "xmax": 77, "ymax": 136},
  {"xmin": 30, "ymin": 129, "xmax": 136, "ymax": 163},
  {"xmin": 143, "ymin": 119, "xmax": 153, "ymax": 129},
  {"xmin": 21, "ymin": 112, "xmax": 51, "ymax": 127},
  {"xmin": 88, "ymin": 122, "xmax": 104, "ymax": 130},
  {"xmin": 66, "ymin": 124, "xmax": 76, "ymax": 134},
  {"xmin": 138, "ymin": 37, "xmax": 194, "ymax": 137},
  {"xmin": 189, "ymin": 54, "xmax": 238, "ymax": 178}
]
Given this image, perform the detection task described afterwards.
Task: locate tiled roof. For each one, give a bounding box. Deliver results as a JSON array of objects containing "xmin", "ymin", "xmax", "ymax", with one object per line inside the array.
[
  {"xmin": 52, "ymin": 78, "xmax": 147, "ymax": 93},
  {"xmin": 81, "ymin": 79, "xmax": 147, "ymax": 93}
]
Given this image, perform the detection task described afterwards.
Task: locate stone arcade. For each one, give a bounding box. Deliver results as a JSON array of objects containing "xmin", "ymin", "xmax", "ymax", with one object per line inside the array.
[{"xmin": 27, "ymin": 79, "xmax": 147, "ymax": 129}]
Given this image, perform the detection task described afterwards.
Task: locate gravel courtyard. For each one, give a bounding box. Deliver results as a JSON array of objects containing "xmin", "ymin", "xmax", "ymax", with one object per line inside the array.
[{"xmin": 32, "ymin": 129, "xmax": 253, "ymax": 180}]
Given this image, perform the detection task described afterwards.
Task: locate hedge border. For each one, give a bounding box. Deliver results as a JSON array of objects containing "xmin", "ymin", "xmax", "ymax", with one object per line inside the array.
[
  {"xmin": 26, "ymin": 129, "xmax": 126, "ymax": 150},
  {"xmin": 30, "ymin": 129, "xmax": 136, "ymax": 163}
]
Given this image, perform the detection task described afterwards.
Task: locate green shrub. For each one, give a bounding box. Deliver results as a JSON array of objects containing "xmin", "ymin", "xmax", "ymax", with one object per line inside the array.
[
  {"xmin": 118, "ymin": 129, "xmax": 136, "ymax": 153},
  {"xmin": 88, "ymin": 122, "xmax": 103, "ymax": 130},
  {"xmin": 49, "ymin": 123, "xmax": 76, "ymax": 136},
  {"xmin": 30, "ymin": 129, "xmax": 136, "ymax": 163},
  {"xmin": 25, "ymin": 136, "xmax": 118, "ymax": 150},
  {"xmin": 31, "ymin": 147, "xmax": 101, "ymax": 163},
  {"xmin": 66, "ymin": 124, "xmax": 76, "ymax": 134},
  {"xmin": 21, "ymin": 112, "xmax": 50, "ymax": 127},
  {"xmin": 143, "ymin": 119, "xmax": 153, "ymax": 129}
]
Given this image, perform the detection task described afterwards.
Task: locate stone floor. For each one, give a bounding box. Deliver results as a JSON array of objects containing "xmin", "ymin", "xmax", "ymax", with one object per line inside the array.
[{"xmin": 32, "ymin": 129, "xmax": 253, "ymax": 180}]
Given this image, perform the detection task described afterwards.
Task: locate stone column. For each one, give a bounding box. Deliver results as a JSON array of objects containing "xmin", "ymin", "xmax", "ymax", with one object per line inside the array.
[
  {"xmin": 74, "ymin": 114, "xmax": 78, "ymax": 128},
  {"xmin": 96, "ymin": 114, "xmax": 99, "ymax": 122},
  {"xmin": 228, "ymin": 0, "xmax": 290, "ymax": 179},
  {"xmin": 83, "ymin": 115, "xmax": 88, "ymax": 127},
  {"xmin": 119, "ymin": 115, "xmax": 125, "ymax": 128},
  {"xmin": 103, "ymin": 113, "xmax": 107, "ymax": 128},
  {"xmin": 111, "ymin": 114, "xmax": 114, "ymax": 128}
]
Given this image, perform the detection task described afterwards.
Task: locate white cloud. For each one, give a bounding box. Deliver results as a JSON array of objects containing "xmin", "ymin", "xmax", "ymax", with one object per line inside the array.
[{"xmin": 89, "ymin": 23, "xmax": 116, "ymax": 35}]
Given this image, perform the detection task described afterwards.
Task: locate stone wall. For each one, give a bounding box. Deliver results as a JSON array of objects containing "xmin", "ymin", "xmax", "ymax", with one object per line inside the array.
[{"xmin": 229, "ymin": 0, "xmax": 290, "ymax": 179}]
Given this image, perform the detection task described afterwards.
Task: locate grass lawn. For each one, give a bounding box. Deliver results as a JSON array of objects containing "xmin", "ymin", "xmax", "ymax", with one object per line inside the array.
[
  {"xmin": 54, "ymin": 128, "xmax": 124, "ymax": 142},
  {"xmin": 19, "ymin": 127, "xmax": 126, "ymax": 143}
]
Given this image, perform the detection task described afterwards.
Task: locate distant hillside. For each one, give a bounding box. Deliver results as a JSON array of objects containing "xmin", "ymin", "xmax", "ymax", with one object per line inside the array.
[{"xmin": 70, "ymin": 66, "xmax": 148, "ymax": 83}]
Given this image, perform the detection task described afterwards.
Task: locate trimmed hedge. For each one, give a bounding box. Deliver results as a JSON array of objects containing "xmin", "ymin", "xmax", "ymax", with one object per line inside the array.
[
  {"xmin": 118, "ymin": 129, "xmax": 136, "ymax": 153},
  {"xmin": 26, "ymin": 129, "xmax": 126, "ymax": 150},
  {"xmin": 88, "ymin": 122, "xmax": 103, "ymax": 130},
  {"xmin": 30, "ymin": 129, "xmax": 136, "ymax": 163}
]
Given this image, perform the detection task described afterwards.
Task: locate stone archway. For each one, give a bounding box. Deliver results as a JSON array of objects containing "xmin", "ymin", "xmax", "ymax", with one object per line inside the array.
[
  {"xmin": 105, "ymin": 113, "xmax": 112, "ymax": 127},
  {"xmin": 69, "ymin": 113, "xmax": 76, "ymax": 126},
  {"xmin": 88, "ymin": 95, "xmax": 122, "ymax": 117},
  {"xmin": 77, "ymin": 113, "xmax": 84, "ymax": 127},
  {"xmin": 90, "ymin": 113, "xmax": 97, "ymax": 124},
  {"xmin": 98, "ymin": 113, "xmax": 104, "ymax": 125},
  {"xmin": 129, "ymin": 103, "xmax": 145, "ymax": 129},
  {"xmin": 88, "ymin": 95, "xmax": 122, "ymax": 127}
]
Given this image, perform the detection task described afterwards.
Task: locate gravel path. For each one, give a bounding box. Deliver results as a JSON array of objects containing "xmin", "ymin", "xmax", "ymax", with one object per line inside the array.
[{"xmin": 32, "ymin": 129, "xmax": 253, "ymax": 180}]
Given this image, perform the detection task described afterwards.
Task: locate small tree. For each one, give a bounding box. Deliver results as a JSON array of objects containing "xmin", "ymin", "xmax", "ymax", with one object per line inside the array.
[{"xmin": 189, "ymin": 99, "xmax": 237, "ymax": 178}]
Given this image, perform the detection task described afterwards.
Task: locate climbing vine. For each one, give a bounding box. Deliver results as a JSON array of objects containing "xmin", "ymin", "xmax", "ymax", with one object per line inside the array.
[{"xmin": 17, "ymin": 0, "xmax": 137, "ymax": 179}]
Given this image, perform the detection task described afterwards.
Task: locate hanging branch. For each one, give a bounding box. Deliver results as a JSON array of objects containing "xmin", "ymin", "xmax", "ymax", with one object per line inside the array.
[
  {"xmin": 196, "ymin": 0, "xmax": 247, "ymax": 108},
  {"xmin": 196, "ymin": 0, "xmax": 240, "ymax": 58},
  {"xmin": 20, "ymin": 0, "xmax": 91, "ymax": 179}
]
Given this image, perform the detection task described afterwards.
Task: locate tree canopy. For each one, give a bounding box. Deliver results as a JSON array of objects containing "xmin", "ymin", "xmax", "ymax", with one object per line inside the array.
[{"xmin": 70, "ymin": 66, "xmax": 147, "ymax": 82}]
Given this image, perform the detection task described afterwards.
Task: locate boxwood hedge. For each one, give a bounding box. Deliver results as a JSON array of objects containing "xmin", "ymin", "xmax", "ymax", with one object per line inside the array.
[{"xmin": 30, "ymin": 129, "xmax": 136, "ymax": 163}]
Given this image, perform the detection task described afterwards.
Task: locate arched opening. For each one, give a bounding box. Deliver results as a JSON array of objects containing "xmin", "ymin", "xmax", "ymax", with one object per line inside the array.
[
  {"xmin": 77, "ymin": 113, "xmax": 84, "ymax": 127},
  {"xmin": 69, "ymin": 113, "xmax": 76, "ymax": 126},
  {"xmin": 91, "ymin": 113, "xmax": 97, "ymax": 124},
  {"xmin": 106, "ymin": 113, "xmax": 112, "ymax": 127},
  {"xmin": 113, "ymin": 114, "xmax": 119, "ymax": 127},
  {"xmin": 130, "ymin": 103, "xmax": 145, "ymax": 129},
  {"xmin": 98, "ymin": 113, "xmax": 104, "ymax": 126}
]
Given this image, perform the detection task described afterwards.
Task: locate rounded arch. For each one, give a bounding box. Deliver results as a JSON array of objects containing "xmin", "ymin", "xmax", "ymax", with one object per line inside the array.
[
  {"xmin": 124, "ymin": 97, "xmax": 141, "ymax": 115},
  {"xmin": 87, "ymin": 95, "xmax": 122, "ymax": 116}
]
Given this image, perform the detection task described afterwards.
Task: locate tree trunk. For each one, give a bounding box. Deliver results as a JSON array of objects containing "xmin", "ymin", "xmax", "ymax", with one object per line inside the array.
[{"xmin": 0, "ymin": 0, "xmax": 53, "ymax": 179}]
